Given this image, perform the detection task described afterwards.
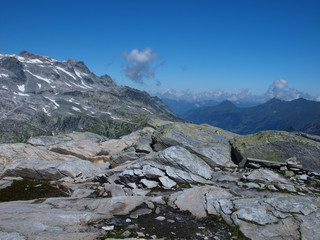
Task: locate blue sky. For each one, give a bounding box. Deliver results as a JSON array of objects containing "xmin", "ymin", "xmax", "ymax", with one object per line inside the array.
[{"xmin": 1, "ymin": 0, "xmax": 320, "ymax": 101}]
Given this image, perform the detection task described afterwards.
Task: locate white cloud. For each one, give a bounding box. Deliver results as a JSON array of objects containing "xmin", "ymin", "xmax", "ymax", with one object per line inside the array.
[
  {"xmin": 267, "ymin": 78, "xmax": 310, "ymax": 101},
  {"xmin": 155, "ymin": 78, "xmax": 315, "ymax": 104},
  {"xmin": 122, "ymin": 47, "xmax": 164, "ymax": 84}
]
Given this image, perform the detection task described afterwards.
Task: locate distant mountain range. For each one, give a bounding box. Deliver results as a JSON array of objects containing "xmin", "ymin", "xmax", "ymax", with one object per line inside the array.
[
  {"xmin": 0, "ymin": 51, "xmax": 177, "ymax": 143},
  {"xmin": 161, "ymin": 98, "xmax": 259, "ymax": 116},
  {"xmin": 181, "ymin": 98, "xmax": 320, "ymax": 135}
]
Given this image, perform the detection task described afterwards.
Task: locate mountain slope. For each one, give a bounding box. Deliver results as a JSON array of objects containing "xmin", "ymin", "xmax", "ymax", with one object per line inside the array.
[
  {"xmin": 0, "ymin": 51, "xmax": 177, "ymax": 143},
  {"xmin": 182, "ymin": 98, "xmax": 320, "ymax": 135}
]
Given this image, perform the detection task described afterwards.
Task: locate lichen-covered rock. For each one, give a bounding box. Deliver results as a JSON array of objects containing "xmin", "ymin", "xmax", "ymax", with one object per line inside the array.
[
  {"xmin": 152, "ymin": 122, "xmax": 237, "ymax": 167},
  {"xmin": 230, "ymin": 131, "xmax": 320, "ymax": 170}
]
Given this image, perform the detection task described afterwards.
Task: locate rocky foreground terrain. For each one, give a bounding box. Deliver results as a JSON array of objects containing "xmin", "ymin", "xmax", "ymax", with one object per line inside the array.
[{"xmin": 1, "ymin": 119, "xmax": 320, "ymax": 240}]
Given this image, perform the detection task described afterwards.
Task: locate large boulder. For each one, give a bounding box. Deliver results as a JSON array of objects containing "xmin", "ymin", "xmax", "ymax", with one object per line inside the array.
[
  {"xmin": 143, "ymin": 146, "xmax": 214, "ymax": 180},
  {"xmin": 107, "ymin": 146, "xmax": 214, "ymax": 187},
  {"xmin": 230, "ymin": 131, "xmax": 320, "ymax": 170},
  {"xmin": 152, "ymin": 122, "xmax": 237, "ymax": 168}
]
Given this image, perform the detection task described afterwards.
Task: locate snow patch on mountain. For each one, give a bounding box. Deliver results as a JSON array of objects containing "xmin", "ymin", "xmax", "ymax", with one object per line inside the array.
[
  {"xmin": 55, "ymin": 66, "xmax": 76, "ymax": 79},
  {"xmin": 25, "ymin": 70, "xmax": 52, "ymax": 84},
  {"xmin": 17, "ymin": 84, "xmax": 25, "ymax": 92}
]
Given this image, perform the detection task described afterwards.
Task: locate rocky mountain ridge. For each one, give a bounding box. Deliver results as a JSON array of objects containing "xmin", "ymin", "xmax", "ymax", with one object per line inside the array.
[
  {"xmin": 0, "ymin": 120, "xmax": 319, "ymax": 239},
  {"xmin": 0, "ymin": 51, "xmax": 177, "ymax": 143}
]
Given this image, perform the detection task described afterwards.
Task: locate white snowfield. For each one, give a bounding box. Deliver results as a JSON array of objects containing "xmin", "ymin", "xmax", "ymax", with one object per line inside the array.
[{"xmin": 25, "ymin": 70, "xmax": 52, "ymax": 84}]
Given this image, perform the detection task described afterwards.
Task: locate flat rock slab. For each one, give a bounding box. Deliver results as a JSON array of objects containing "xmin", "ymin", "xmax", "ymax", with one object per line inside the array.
[
  {"xmin": 245, "ymin": 168, "xmax": 290, "ymax": 184},
  {"xmin": 27, "ymin": 131, "xmax": 108, "ymax": 146},
  {"xmin": 0, "ymin": 196, "xmax": 146, "ymax": 240},
  {"xmin": 1, "ymin": 159, "xmax": 102, "ymax": 180},
  {"xmin": 170, "ymin": 186, "xmax": 320, "ymax": 240},
  {"xmin": 0, "ymin": 143, "xmax": 82, "ymax": 174}
]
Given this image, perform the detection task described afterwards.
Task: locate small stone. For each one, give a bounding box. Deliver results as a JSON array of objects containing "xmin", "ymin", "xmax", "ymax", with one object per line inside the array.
[
  {"xmin": 151, "ymin": 235, "xmax": 157, "ymax": 239},
  {"xmin": 132, "ymin": 188, "xmax": 150, "ymax": 196},
  {"xmin": 122, "ymin": 169, "xmax": 134, "ymax": 176},
  {"xmin": 245, "ymin": 182, "xmax": 260, "ymax": 189},
  {"xmin": 146, "ymin": 201, "xmax": 155, "ymax": 209},
  {"xmin": 142, "ymin": 165, "xmax": 165, "ymax": 179},
  {"xmin": 159, "ymin": 176, "xmax": 177, "ymax": 188},
  {"xmin": 134, "ymin": 168, "xmax": 143, "ymax": 176},
  {"xmin": 137, "ymin": 232, "xmax": 145, "ymax": 237},
  {"xmin": 2, "ymin": 176, "xmax": 23, "ymax": 181},
  {"xmin": 126, "ymin": 218, "xmax": 132, "ymax": 223},
  {"xmin": 237, "ymin": 182, "xmax": 244, "ymax": 187},
  {"xmin": 248, "ymin": 163, "xmax": 261, "ymax": 169},
  {"xmin": 140, "ymin": 179, "xmax": 159, "ymax": 188},
  {"xmin": 167, "ymin": 219, "xmax": 175, "ymax": 223},
  {"xmin": 102, "ymin": 225, "xmax": 114, "ymax": 231},
  {"xmin": 290, "ymin": 168, "xmax": 300, "ymax": 172},
  {"xmin": 130, "ymin": 208, "xmax": 152, "ymax": 219},
  {"xmin": 297, "ymin": 174, "xmax": 308, "ymax": 181},
  {"xmin": 284, "ymin": 171, "xmax": 295, "ymax": 177},
  {"xmin": 127, "ymin": 182, "xmax": 137, "ymax": 189},
  {"xmin": 155, "ymin": 216, "xmax": 165, "ymax": 221},
  {"xmin": 280, "ymin": 166, "xmax": 287, "ymax": 171},
  {"xmin": 155, "ymin": 207, "xmax": 161, "ymax": 214},
  {"xmin": 123, "ymin": 230, "xmax": 131, "ymax": 237},
  {"xmin": 71, "ymin": 189, "xmax": 95, "ymax": 198},
  {"xmin": 277, "ymin": 183, "xmax": 296, "ymax": 192},
  {"xmin": 267, "ymin": 185, "xmax": 278, "ymax": 191},
  {"xmin": 0, "ymin": 180, "xmax": 12, "ymax": 190}
]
